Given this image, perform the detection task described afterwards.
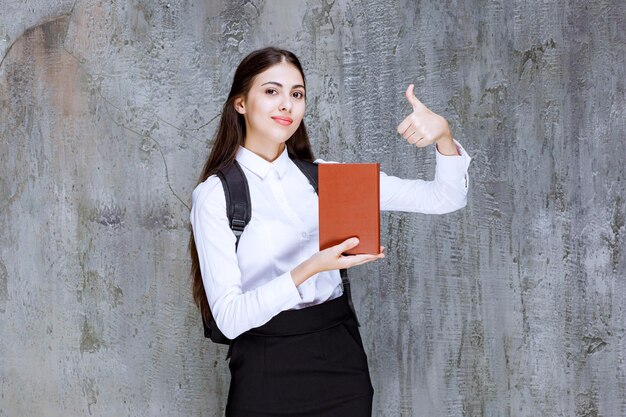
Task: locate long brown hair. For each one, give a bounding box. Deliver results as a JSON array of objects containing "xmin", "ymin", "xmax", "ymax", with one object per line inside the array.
[{"xmin": 190, "ymin": 47, "xmax": 315, "ymax": 326}]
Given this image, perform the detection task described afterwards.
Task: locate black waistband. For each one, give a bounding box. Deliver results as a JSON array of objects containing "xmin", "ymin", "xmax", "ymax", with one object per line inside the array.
[{"xmin": 245, "ymin": 293, "xmax": 356, "ymax": 337}]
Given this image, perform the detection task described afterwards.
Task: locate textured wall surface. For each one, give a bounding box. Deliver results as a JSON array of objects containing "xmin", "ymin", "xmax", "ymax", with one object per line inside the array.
[{"xmin": 1, "ymin": 1, "xmax": 625, "ymax": 416}]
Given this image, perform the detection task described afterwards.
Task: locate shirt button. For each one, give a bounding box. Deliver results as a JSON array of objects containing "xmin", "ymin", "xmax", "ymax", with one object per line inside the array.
[{"xmin": 301, "ymin": 232, "xmax": 308, "ymax": 239}]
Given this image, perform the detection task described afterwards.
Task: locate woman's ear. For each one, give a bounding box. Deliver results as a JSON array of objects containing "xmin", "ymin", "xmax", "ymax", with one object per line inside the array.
[{"xmin": 233, "ymin": 97, "xmax": 246, "ymax": 114}]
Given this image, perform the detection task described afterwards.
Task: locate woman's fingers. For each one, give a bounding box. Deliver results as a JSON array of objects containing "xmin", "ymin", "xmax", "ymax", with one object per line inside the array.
[
  {"xmin": 396, "ymin": 113, "xmax": 413, "ymax": 136},
  {"xmin": 339, "ymin": 246, "xmax": 386, "ymax": 268},
  {"xmin": 334, "ymin": 237, "xmax": 360, "ymax": 255},
  {"xmin": 334, "ymin": 239, "xmax": 385, "ymax": 268},
  {"xmin": 406, "ymin": 130, "xmax": 424, "ymax": 145},
  {"xmin": 345, "ymin": 252, "xmax": 385, "ymax": 267},
  {"xmin": 396, "ymin": 86, "xmax": 429, "ymax": 144},
  {"xmin": 396, "ymin": 84, "xmax": 452, "ymax": 148},
  {"xmin": 310, "ymin": 237, "xmax": 385, "ymax": 274},
  {"xmin": 397, "ymin": 115, "xmax": 426, "ymax": 145},
  {"xmin": 405, "ymin": 84, "xmax": 425, "ymax": 111}
]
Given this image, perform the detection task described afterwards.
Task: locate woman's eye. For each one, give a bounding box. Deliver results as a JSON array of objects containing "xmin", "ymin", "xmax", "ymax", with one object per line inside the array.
[
  {"xmin": 265, "ymin": 88, "xmax": 277, "ymax": 95},
  {"xmin": 292, "ymin": 91, "xmax": 305, "ymax": 99}
]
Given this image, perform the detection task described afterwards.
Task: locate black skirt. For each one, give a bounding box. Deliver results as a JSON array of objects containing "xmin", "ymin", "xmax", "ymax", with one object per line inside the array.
[{"xmin": 225, "ymin": 294, "xmax": 373, "ymax": 417}]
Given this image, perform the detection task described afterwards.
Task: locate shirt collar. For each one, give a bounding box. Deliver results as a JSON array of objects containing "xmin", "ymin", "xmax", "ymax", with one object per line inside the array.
[{"xmin": 235, "ymin": 145, "xmax": 290, "ymax": 179}]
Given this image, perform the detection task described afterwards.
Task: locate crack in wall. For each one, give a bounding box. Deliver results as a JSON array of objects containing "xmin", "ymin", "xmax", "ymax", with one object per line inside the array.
[
  {"xmin": 58, "ymin": 43, "xmax": 213, "ymax": 142},
  {"xmin": 0, "ymin": 37, "xmax": 17, "ymax": 70},
  {"xmin": 97, "ymin": 91, "xmax": 190, "ymax": 211},
  {"xmin": 57, "ymin": 36, "xmax": 194, "ymax": 211},
  {"xmin": 62, "ymin": 0, "xmax": 79, "ymax": 46}
]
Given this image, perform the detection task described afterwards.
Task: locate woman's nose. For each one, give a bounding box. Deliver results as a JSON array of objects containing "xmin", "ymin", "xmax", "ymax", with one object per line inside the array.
[{"xmin": 279, "ymin": 96, "xmax": 292, "ymax": 111}]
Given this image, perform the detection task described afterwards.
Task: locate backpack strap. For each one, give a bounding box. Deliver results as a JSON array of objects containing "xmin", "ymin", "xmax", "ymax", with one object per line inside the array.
[
  {"xmin": 291, "ymin": 158, "xmax": 318, "ymax": 193},
  {"xmin": 199, "ymin": 161, "xmax": 251, "ymax": 346},
  {"xmin": 216, "ymin": 161, "xmax": 251, "ymax": 250},
  {"xmin": 339, "ymin": 269, "xmax": 359, "ymax": 326}
]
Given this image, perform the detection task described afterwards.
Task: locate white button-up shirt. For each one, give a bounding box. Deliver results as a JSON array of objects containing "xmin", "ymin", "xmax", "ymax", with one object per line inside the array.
[{"xmin": 190, "ymin": 143, "xmax": 471, "ymax": 339}]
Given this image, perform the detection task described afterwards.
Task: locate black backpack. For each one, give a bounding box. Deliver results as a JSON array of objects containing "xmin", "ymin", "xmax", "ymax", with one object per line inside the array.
[{"xmin": 202, "ymin": 157, "xmax": 358, "ymax": 344}]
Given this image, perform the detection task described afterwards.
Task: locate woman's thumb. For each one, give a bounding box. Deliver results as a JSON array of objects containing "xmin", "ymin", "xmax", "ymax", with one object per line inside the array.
[{"xmin": 339, "ymin": 237, "xmax": 360, "ymax": 253}]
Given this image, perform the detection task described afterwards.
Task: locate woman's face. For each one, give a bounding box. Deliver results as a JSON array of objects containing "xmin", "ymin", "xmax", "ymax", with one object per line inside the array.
[{"xmin": 235, "ymin": 61, "xmax": 306, "ymax": 158}]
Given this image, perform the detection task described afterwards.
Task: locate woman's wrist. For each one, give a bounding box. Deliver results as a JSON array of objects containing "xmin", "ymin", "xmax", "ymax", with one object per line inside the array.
[
  {"xmin": 435, "ymin": 135, "xmax": 459, "ymax": 156},
  {"xmin": 291, "ymin": 258, "xmax": 317, "ymax": 286}
]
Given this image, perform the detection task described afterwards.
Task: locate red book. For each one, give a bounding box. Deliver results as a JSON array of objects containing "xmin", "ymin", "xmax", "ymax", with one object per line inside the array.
[{"xmin": 318, "ymin": 163, "xmax": 381, "ymax": 255}]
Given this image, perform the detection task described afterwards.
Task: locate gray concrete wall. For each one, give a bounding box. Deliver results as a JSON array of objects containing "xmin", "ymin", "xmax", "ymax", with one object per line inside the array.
[{"xmin": 1, "ymin": 1, "xmax": 624, "ymax": 416}]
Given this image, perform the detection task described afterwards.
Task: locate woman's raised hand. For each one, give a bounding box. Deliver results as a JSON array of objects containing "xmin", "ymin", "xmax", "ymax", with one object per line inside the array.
[
  {"xmin": 396, "ymin": 84, "xmax": 459, "ymax": 155},
  {"xmin": 291, "ymin": 238, "xmax": 385, "ymax": 286}
]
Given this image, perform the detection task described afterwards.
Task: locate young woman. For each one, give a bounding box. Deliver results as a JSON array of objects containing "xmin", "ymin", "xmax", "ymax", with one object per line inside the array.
[{"xmin": 190, "ymin": 47, "xmax": 471, "ymax": 417}]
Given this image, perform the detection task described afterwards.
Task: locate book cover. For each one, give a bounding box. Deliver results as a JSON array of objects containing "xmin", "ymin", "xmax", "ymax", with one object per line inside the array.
[{"xmin": 318, "ymin": 163, "xmax": 381, "ymax": 255}]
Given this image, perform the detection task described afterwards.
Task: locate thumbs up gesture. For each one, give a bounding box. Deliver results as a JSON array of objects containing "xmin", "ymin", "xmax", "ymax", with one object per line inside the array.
[{"xmin": 396, "ymin": 84, "xmax": 458, "ymax": 155}]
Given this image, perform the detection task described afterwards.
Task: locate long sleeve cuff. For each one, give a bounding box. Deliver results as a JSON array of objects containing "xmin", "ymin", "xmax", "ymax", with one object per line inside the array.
[
  {"xmin": 212, "ymin": 271, "xmax": 304, "ymax": 339},
  {"xmin": 269, "ymin": 271, "xmax": 304, "ymax": 309},
  {"xmin": 435, "ymin": 139, "xmax": 471, "ymax": 189}
]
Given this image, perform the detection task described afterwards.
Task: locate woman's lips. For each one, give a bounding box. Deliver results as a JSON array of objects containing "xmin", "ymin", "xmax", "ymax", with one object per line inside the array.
[{"xmin": 271, "ymin": 116, "xmax": 293, "ymax": 126}]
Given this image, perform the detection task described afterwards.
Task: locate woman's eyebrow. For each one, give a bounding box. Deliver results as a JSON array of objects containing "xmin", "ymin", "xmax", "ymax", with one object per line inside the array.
[{"xmin": 261, "ymin": 81, "xmax": 306, "ymax": 90}]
